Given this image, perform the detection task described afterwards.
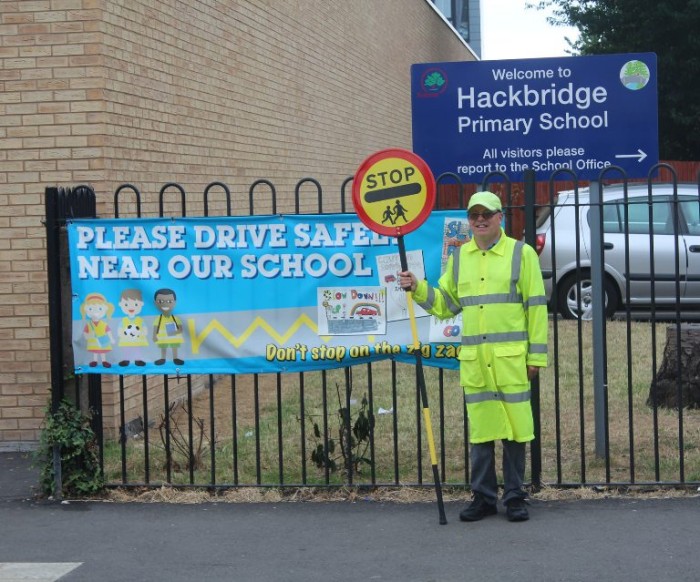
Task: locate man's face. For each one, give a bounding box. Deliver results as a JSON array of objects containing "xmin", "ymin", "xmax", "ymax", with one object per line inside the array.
[
  {"xmin": 120, "ymin": 297, "xmax": 144, "ymax": 317},
  {"xmin": 468, "ymin": 205, "xmax": 501, "ymax": 241},
  {"xmin": 155, "ymin": 293, "xmax": 176, "ymax": 314}
]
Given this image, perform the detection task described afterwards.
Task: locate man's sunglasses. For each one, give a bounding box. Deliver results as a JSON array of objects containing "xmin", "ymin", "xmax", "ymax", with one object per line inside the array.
[{"xmin": 468, "ymin": 210, "xmax": 500, "ymax": 220}]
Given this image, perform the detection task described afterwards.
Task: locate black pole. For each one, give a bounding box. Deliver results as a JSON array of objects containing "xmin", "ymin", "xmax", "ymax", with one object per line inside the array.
[
  {"xmin": 523, "ymin": 169, "xmax": 542, "ymax": 489},
  {"xmin": 398, "ymin": 236, "xmax": 448, "ymax": 525},
  {"xmin": 44, "ymin": 186, "xmax": 65, "ymax": 500}
]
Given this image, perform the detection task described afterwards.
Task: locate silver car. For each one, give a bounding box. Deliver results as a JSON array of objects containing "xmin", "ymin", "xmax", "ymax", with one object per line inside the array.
[{"xmin": 536, "ymin": 182, "xmax": 700, "ymax": 319}]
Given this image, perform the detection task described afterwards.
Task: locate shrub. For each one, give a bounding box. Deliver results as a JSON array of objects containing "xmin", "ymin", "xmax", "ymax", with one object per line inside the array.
[{"xmin": 34, "ymin": 399, "xmax": 103, "ymax": 497}]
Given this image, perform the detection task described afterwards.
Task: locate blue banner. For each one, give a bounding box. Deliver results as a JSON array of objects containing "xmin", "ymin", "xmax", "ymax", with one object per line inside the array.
[{"xmin": 68, "ymin": 212, "xmax": 469, "ymax": 375}]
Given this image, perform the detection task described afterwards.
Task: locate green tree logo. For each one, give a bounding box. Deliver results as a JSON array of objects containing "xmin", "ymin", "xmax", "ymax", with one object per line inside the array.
[{"xmin": 421, "ymin": 69, "xmax": 447, "ymax": 95}]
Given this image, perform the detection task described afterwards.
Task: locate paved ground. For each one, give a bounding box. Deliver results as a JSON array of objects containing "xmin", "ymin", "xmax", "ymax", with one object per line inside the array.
[{"xmin": 2, "ymin": 452, "xmax": 700, "ymax": 582}]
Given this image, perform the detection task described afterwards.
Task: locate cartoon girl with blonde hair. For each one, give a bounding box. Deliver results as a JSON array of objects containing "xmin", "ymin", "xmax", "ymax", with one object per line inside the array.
[{"xmin": 80, "ymin": 292, "xmax": 115, "ymax": 368}]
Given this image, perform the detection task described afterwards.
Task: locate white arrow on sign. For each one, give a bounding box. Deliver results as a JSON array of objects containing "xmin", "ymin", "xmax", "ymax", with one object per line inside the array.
[{"xmin": 615, "ymin": 149, "xmax": 647, "ymax": 163}]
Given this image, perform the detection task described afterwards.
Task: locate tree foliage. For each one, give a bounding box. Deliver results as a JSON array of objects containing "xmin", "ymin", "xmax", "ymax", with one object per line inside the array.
[{"xmin": 530, "ymin": 0, "xmax": 700, "ymax": 160}]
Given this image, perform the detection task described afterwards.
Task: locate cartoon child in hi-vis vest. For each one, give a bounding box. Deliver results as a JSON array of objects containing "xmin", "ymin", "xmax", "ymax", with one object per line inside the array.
[{"xmin": 80, "ymin": 292, "xmax": 115, "ymax": 368}]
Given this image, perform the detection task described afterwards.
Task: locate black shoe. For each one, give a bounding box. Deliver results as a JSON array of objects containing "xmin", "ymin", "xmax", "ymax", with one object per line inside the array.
[
  {"xmin": 459, "ymin": 494, "xmax": 497, "ymax": 522},
  {"xmin": 505, "ymin": 498, "xmax": 529, "ymax": 522},
  {"xmin": 173, "ymin": 358, "xmax": 184, "ymax": 365}
]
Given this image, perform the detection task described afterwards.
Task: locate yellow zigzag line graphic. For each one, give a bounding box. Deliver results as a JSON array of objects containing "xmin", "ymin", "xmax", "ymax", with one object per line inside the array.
[{"xmin": 188, "ymin": 314, "xmax": 325, "ymax": 354}]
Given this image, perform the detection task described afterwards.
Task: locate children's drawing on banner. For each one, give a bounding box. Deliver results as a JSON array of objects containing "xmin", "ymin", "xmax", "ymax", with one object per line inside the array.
[
  {"xmin": 429, "ymin": 217, "xmax": 472, "ymax": 342},
  {"xmin": 317, "ymin": 286, "xmax": 386, "ymax": 336},
  {"xmin": 441, "ymin": 217, "xmax": 471, "ymax": 271},
  {"xmin": 376, "ymin": 250, "xmax": 427, "ymax": 322}
]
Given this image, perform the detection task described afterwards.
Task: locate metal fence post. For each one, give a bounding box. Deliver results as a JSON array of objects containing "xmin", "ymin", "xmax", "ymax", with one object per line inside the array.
[
  {"xmin": 523, "ymin": 169, "xmax": 542, "ymax": 489},
  {"xmin": 44, "ymin": 186, "xmax": 65, "ymax": 500}
]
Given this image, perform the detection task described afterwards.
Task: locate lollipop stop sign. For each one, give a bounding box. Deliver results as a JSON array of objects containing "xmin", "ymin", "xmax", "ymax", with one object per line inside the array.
[{"xmin": 352, "ymin": 148, "xmax": 436, "ymax": 237}]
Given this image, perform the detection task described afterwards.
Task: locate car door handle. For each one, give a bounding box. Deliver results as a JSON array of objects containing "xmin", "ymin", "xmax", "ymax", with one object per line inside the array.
[
  {"xmin": 690, "ymin": 245, "xmax": 700, "ymax": 253},
  {"xmin": 603, "ymin": 242, "xmax": 614, "ymax": 250}
]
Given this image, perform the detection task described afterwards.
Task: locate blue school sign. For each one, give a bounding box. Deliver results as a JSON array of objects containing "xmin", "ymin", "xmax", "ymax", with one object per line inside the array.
[{"xmin": 411, "ymin": 53, "xmax": 658, "ymax": 181}]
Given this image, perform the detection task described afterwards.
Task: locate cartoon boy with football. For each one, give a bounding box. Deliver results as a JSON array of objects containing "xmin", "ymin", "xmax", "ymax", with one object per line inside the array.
[{"xmin": 117, "ymin": 288, "xmax": 148, "ymax": 366}]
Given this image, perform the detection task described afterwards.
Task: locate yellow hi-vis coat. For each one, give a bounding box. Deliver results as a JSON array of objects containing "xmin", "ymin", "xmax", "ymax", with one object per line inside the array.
[{"xmin": 413, "ymin": 230, "xmax": 548, "ymax": 444}]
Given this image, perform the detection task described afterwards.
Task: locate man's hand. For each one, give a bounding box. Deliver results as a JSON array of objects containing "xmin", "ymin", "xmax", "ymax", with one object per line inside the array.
[
  {"xmin": 527, "ymin": 366, "xmax": 540, "ymax": 381},
  {"xmin": 398, "ymin": 271, "xmax": 417, "ymax": 292}
]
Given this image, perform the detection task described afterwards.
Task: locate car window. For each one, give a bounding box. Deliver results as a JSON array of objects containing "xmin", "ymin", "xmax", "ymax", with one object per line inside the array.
[
  {"xmin": 600, "ymin": 196, "xmax": 673, "ymax": 235},
  {"xmin": 681, "ymin": 198, "xmax": 700, "ymax": 235}
]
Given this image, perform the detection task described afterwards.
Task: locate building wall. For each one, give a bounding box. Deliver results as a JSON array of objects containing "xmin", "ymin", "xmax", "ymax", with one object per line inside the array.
[{"xmin": 0, "ymin": 0, "xmax": 474, "ymax": 449}]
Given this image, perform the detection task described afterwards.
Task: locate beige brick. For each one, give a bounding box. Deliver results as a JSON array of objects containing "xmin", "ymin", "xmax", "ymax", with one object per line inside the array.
[
  {"xmin": 14, "ymin": 304, "xmax": 49, "ymax": 320},
  {"xmin": 0, "ymin": 419, "xmax": 19, "ymax": 430},
  {"xmin": 22, "ymin": 113, "xmax": 54, "ymax": 125},
  {"xmin": 53, "ymin": 44, "xmax": 85, "ymax": 56},
  {"xmin": 37, "ymin": 125, "xmax": 72, "ymax": 137},
  {"xmin": 8, "ymin": 172, "xmax": 40, "ymax": 183},
  {"xmin": 7, "ymin": 126, "xmax": 40, "ymax": 138},
  {"xmin": 0, "ymin": 117, "xmax": 22, "ymax": 128},
  {"xmin": 53, "ymin": 0, "xmax": 83, "ymax": 9},
  {"xmin": 31, "ymin": 360, "xmax": 51, "ymax": 373},
  {"xmin": 17, "ymin": 3, "xmax": 52, "ymax": 13},
  {"xmin": 22, "ymin": 68, "xmax": 52, "ymax": 80},
  {"xmin": 35, "ymin": 56, "xmax": 68, "ymax": 67},
  {"xmin": 11, "ymin": 235, "xmax": 44, "ymax": 247},
  {"xmin": 25, "ymin": 160, "xmax": 57, "ymax": 171},
  {"xmin": 34, "ymin": 12, "xmax": 67, "ymax": 24},
  {"xmin": 2, "ymin": 14, "xmax": 34, "ymax": 26},
  {"xmin": 0, "ymin": 397, "xmax": 19, "ymax": 408},
  {"xmin": 37, "ymin": 79, "xmax": 70, "ymax": 90},
  {"xmin": 6, "ymin": 103, "xmax": 38, "ymax": 115},
  {"xmin": 39, "ymin": 148, "xmax": 71, "ymax": 160},
  {"xmin": 4, "ymin": 80, "xmax": 37, "ymax": 91},
  {"xmin": 4, "ymin": 57, "xmax": 36, "ymax": 68},
  {"xmin": 52, "ymin": 22, "xmax": 84, "ymax": 34},
  {"xmin": 37, "ymin": 102, "xmax": 70, "ymax": 113},
  {"xmin": 22, "ymin": 137, "xmax": 56, "ymax": 149},
  {"xmin": 0, "ymin": 160, "xmax": 25, "ymax": 171},
  {"xmin": 0, "ymin": 138, "xmax": 23, "ymax": 150},
  {"xmin": 19, "ymin": 45, "xmax": 52, "ymax": 58},
  {"xmin": 18, "ymin": 418, "xmax": 43, "ymax": 430},
  {"xmin": 57, "ymin": 159, "xmax": 89, "ymax": 171},
  {"xmin": 40, "ymin": 171, "xmax": 73, "ymax": 182},
  {"xmin": 55, "ymin": 112, "xmax": 86, "ymax": 124},
  {"xmin": 17, "ymin": 395, "xmax": 47, "ymax": 407},
  {"xmin": 2, "ymin": 406, "xmax": 34, "ymax": 418}
]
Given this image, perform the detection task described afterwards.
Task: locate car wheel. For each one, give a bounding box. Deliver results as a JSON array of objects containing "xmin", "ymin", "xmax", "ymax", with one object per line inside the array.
[{"xmin": 556, "ymin": 272, "xmax": 619, "ymax": 320}]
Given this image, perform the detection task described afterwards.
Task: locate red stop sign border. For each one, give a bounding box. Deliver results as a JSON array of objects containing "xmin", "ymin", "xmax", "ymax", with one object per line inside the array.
[{"xmin": 351, "ymin": 148, "xmax": 436, "ymax": 237}]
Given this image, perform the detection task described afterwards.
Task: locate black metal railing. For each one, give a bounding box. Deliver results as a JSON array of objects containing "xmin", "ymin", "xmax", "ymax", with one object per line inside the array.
[{"xmin": 44, "ymin": 166, "xmax": 700, "ymax": 491}]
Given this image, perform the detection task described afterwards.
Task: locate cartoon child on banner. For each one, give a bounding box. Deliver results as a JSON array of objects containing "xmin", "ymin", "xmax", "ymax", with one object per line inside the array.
[
  {"xmin": 152, "ymin": 288, "xmax": 185, "ymax": 366},
  {"xmin": 117, "ymin": 288, "xmax": 148, "ymax": 367},
  {"xmin": 80, "ymin": 292, "xmax": 115, "ymax": 368}
]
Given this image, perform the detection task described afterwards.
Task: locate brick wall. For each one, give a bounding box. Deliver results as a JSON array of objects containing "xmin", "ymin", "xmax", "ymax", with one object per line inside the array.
[{"xmin": 0, "ymin": 0, "xmax": 474, "ymax": 448}]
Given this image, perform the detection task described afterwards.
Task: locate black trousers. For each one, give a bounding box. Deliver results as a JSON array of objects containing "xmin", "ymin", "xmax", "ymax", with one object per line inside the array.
[{"xmin": 470, "ymin": 439, "xmax": 527, "ymax": 505}]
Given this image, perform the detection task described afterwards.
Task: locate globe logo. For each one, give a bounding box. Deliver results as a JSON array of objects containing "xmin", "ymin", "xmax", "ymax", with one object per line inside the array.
[{"xmin": 619, "ymin": 60, "xmax": 650, "ymax": 90}]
